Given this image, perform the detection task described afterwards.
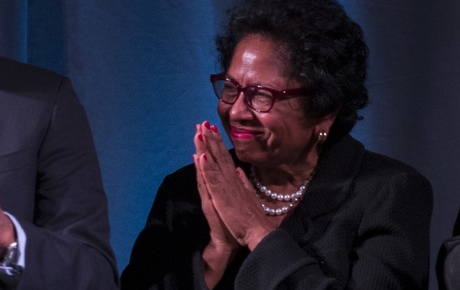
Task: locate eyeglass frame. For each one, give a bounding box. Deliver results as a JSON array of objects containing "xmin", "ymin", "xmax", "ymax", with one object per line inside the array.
[{"xmin": 210, "ymin": 73, "xmax": 312, "ymax": 113}]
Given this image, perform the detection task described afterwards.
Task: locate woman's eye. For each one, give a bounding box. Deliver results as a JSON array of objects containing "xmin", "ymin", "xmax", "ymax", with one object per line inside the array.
[
  {"xmin": 223, "ymin": 83, "xmax": 237, "ymax": 94},
  {"xmin": 252, "ymin": 90, "xmax": 273, "ymax": 102}
]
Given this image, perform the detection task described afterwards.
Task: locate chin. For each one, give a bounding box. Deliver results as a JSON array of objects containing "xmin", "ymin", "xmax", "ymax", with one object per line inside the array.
[
  {"xmin": 234, "ymin": 148, "xmax": 266, "ymax": 165},
  {"xmin": 234, "ymin": 147, "xmax": 254, "ymax": 163},
  {"xmin": 231, "ymin": 137, "xmax": 273, "ymax": 163}
]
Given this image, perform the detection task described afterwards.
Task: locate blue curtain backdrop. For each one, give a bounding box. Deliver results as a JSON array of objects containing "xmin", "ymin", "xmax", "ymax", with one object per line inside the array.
[{"xmin": 1, "ymin": 1, "xmax": 459, "ymax": 288}]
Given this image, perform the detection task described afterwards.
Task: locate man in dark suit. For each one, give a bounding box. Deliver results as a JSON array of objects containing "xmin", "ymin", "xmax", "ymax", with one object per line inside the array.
[{"xmin": 0, "ymin": 56, "xmax": 118, "ymax": 289}]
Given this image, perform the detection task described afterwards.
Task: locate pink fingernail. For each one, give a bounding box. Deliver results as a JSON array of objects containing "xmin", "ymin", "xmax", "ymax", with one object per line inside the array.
[
  {"xmin": 198, "ymin": 134, "xmax": 204, "ymax": 142},
  {"xmin": 204, "ymin": 121, "xmax": 211, "ymax": 130},
  {"xmin": 211, "ymin": 125, "xmax": 218, "ymax": 133}
]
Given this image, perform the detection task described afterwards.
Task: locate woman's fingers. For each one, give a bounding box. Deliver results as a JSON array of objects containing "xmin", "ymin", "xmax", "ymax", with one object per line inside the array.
[
  {"xmin": 200, "ymin": 121, "xmax": 235, "ymax": 172},
  {"xmin": 194, "ymin": 123, "xmax": 206, "ymax": 156},
  {"xmin": 194, "ymin": 154, "xmax": 208, "ymax": 199},
  {"xmin": 236, "ymin": 167, "xmax": 253, "ymax": 190},
  {"xmin": 195, "ymin": 154, "xmax": 240, "ymax": 250}
]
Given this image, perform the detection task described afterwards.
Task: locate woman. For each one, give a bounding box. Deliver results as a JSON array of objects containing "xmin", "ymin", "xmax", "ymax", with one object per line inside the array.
[{"xmin": 121, "ymin": 0, "xmax": 433, "ymax": 289}]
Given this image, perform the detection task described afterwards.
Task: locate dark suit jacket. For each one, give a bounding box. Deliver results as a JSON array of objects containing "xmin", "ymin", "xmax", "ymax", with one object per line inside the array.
[
  {"xmin": 121, "ymin": 135, "xmax": 433, "ymax": 290},
  {"xmin": 0, "ymin": 57, "xmax": 118, "ymax": 289}
]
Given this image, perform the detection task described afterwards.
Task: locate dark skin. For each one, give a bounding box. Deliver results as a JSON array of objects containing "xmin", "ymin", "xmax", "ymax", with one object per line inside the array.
[
  {"xmin": 0, "ymin": 209, "xmax": 16, "ymax": 258},
  {"xmin": 194, "ymin": 121, "xmax": 283, "ymax": 288},
  {"xmin": 193, "ymin": 34, "xmax": 336, "ymax": 289}
]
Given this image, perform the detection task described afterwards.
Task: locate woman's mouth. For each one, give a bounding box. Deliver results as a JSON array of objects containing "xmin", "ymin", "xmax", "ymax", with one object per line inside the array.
[{"xmin": 230, "ymin": 127, "xmax": 257, "ymax": 139}]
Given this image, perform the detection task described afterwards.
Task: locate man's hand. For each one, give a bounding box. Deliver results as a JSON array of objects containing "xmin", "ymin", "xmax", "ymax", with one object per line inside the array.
[{"xmin": 0, "ymin": 210, "xmax": 16, "ymax": 258}]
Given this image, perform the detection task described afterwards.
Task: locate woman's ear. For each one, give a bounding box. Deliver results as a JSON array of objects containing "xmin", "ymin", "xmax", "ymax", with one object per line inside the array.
[{"xmin": 314, "ymin": 112, "xmax": 337, "ymax": 143}]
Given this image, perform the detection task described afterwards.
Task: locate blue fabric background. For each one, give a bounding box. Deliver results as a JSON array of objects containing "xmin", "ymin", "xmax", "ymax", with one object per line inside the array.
[{"xmin": 1, "ymin": 1, "xmax": 459, "ymax": 288}]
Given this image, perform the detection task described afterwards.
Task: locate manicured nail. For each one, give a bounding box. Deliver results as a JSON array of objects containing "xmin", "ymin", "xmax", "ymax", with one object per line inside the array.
[
  {"xmin": 203, "ymin": 154, "xmax": 207, "ymax": 161},
  {"xmin": 198, "ymin": 134, "xmax": 204, "ymax": 142},
  {"xmin": 211, "ymin": 125, "xmax": 218, "ymax": 133},
  {"xmin": 204, "ymin": 121, "xmax": 211, "ymax": 130}
]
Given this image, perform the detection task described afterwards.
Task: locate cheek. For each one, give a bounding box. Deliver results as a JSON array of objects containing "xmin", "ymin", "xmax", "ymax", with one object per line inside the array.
[
  {"xmin": 217, "ymin": 103, "xmax": 228, "ymax": 120},
  {"xmin": 287, "ymin": 97, "xmax": 304, "ymax": 111},
  {"xmin": 265, "ymin": 114, "xmax": 313, "ymax": 146},
  {"xmin": 217, "ymin": 103, "xmax": 231, "ymax": 130}
]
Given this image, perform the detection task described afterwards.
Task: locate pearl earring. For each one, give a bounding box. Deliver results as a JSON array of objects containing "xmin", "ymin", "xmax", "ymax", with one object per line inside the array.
[{"xmin": 317, "ymin": 131, "xmax": 328, "ymax": 143}]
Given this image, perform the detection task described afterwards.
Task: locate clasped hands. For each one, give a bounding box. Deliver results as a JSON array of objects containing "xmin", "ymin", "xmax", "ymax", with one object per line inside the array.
[{"xmin": 193, "ymin": 121, "xmax": 280, "ymax": 252}]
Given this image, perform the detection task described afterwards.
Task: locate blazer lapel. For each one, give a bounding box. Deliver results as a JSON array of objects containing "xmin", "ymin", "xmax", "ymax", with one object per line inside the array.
[{"xmin": 303, "ymin": 135, "xmax": 365, "ymax": 219}]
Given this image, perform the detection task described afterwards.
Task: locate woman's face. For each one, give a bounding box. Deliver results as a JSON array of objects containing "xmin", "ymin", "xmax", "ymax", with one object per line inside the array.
[{"xmin": 217, "ymin": 34, "xmax": 335, "ymax": 167}]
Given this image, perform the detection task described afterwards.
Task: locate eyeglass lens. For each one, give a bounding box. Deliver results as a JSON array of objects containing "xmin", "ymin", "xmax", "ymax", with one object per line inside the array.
[{"xmin": 214, "ymin": 79, "xmax": 274, "ymax": 112}]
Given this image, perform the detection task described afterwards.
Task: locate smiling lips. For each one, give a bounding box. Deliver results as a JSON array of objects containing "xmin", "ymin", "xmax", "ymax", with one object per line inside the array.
[{"xmin": 230, "ymin": 127, "xmax": 260, "ymax": 139}]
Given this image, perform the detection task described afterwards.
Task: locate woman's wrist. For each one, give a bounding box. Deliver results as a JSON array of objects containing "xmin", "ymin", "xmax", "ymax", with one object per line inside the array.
[
  {"xmin": 245, "ymin": 228, "xmax": 270, "ymax": 251},
  {"xmin": 203, "ymin": 238, "xmax": 238, "ymax": 264},
  {"xmin": 202, "ymin": 239, "xmax": 239, "ymax": 289}
]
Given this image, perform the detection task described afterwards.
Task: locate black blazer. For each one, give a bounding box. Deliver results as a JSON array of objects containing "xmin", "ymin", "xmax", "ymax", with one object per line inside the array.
[
  {"xmin": 0, "ymin": 57, "xmax": 118, "ymax": 289},
  {"xmin": 122, "ymin": 135, "xmax": 433, "ymax": 290}
]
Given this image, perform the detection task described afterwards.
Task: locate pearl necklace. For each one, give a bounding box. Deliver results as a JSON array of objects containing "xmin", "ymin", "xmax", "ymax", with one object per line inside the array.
[{"xmin": 250, "ymin": 167, "xmax": 313, "ymax": 216}]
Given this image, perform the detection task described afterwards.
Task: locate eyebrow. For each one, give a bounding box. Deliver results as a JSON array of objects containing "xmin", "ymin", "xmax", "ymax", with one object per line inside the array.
[{"xmin": 224, "ymin": 74, "xmax": 281, "ymax": 90}]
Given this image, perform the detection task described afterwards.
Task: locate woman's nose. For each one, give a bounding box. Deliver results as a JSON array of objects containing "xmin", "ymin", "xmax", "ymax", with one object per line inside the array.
[{"xmin": 229, "ymin": 92, "xmax": 252, "ymax": 118}]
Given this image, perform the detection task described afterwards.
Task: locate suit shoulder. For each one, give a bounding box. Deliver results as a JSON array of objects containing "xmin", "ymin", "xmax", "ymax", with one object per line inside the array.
[
  {"xmin": 359, "ymin": 150, "xmax": 432, "ymax": 193},
  {"xmin": 0, "ymin": 57, "xmax": 66, "ymax": 97},
  {"xmin": 362, "ymin": 150, "xmax": 423, "ymax": 174}
]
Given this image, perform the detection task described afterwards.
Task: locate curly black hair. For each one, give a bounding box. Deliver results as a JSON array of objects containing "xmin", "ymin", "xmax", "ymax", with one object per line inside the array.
[{"xmin": 216, "ymin": 0, "xmax": 369, "ymax": 143}]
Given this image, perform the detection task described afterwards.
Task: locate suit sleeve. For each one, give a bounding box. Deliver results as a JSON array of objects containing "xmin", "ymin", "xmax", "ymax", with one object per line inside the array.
[
  {"xmin": 347, "ymin": 171, "xmax": 433, "ymax": 289},
  {"xmin": 14, "ymin": 78, "xmax": 119, "ymax": 289}
]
